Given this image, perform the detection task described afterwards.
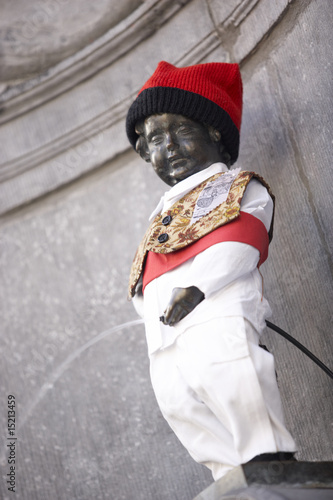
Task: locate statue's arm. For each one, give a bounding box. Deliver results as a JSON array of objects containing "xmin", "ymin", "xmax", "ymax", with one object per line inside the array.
[{"xmin": 153, "ymin": 180, "xmax": 274, "ymax": 327}]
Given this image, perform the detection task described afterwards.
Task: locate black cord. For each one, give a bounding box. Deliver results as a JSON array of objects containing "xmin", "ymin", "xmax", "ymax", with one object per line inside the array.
[{"xmin": 266, "ymin": 320, "xmax": 333, "ymax": 380}]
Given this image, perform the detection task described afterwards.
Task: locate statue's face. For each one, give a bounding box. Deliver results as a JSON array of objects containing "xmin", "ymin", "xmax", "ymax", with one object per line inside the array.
[{"xmin": 143, "ymin": 113, "xmax": 222, "ymax": 186}]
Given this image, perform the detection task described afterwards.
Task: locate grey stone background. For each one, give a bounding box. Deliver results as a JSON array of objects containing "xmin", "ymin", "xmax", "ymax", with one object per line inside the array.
[{"xmin": 0, "ymin": 1, "xmax": 332, "ymax": 499}]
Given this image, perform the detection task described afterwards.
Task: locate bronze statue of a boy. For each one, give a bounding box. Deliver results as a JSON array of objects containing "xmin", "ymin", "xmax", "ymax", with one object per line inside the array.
[{"xmin": 126, "ymin": 61, "xmax": 296, "ymax": 480}]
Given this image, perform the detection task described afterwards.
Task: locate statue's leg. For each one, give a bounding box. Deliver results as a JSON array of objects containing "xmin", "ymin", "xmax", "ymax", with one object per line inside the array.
[
  {"xmin": 149, "ymin": 341, "xmax": 239, "ymax": 479},
  {"xmin": 149, "ymin": 316, "xmax": 296, "ymax": 481}
]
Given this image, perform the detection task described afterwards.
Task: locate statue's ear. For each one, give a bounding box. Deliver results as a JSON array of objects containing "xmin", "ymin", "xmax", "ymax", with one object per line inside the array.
[
  {"xmin": 207, "ymin": 125, "xmax": 232, "ymax": 168},
  {"xmin": 135, "ymin": 135, "xmax": 151, "ymax": 162},
  {"xmin": 135, "ymin": 121, "xmax": 151, "ymax": 162},
  {"xmin": 207, "ymin": 126, "xmax": 221, "ymax": 143}
]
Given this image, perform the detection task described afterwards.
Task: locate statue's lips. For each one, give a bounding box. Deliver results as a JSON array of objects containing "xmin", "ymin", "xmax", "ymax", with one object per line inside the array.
[{"xmin": 168, "ymin": 156, "xmax": 187, "ymax": 167}]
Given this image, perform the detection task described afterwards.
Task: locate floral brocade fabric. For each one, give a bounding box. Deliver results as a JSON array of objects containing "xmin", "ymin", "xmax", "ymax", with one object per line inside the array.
[{"xmin": 128, "ymin": 171, "xmax": 274, "ymax": 298}]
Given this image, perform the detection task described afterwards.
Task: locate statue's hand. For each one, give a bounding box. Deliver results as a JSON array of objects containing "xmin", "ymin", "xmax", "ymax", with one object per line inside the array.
[{"xmin": 160, "ymin": 286, "xmax": 205, "ymax": 326}]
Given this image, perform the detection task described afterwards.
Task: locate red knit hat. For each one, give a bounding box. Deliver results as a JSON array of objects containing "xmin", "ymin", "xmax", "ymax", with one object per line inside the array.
[{"xmin": 126, "ymin": 61, "xmax": 243, "ymax": 164}]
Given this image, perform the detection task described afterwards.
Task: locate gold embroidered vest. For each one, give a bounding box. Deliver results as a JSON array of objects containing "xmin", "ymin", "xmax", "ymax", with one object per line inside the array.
[{"xmin": 128, "ymin": 170, "xmax": 274, "ymax": 298}]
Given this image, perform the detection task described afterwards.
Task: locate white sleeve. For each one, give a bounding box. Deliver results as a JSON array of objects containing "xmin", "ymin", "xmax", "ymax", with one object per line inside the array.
[
  {"xmin": 240, "ymin": 178, "xmax": 273, "ymax": 231},
  {"xmin": 132, "ymin": 292, "xmax": 145, "ymax": 319},
  {"xmin": 170, "ymin": 179, "xmax": 273, "ymax": 298}
]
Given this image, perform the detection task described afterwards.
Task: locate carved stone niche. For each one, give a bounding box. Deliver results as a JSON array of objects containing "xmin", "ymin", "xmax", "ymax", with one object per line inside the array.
[
  {"xmin": 0, "ymin": 0, "xmax": 291, "ymax": 216},
  {"xmin": 0, "ymin": 0, "xmax": 143, "ymax": 83}
]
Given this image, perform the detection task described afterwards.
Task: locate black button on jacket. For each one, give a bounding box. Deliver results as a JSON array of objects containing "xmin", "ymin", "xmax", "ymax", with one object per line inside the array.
[{"xmin": 158, "ymin": 233, "xmax": 169, "ymax": 243}]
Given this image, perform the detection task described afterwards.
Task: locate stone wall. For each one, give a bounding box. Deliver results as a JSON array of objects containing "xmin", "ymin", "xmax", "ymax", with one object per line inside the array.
[{"xmin": 0, "ymin": 1, "xmax": 332, "ymax": 499}]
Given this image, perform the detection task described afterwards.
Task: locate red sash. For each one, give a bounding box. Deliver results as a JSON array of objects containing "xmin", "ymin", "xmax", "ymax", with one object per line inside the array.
[{"xmin": 142, "ymin": 212, "xmax": 269, "ymax": 293}]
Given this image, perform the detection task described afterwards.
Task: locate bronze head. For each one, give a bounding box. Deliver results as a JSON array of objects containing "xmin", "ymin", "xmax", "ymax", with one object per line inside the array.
[{"xmin": 135, "ymin": 113, "xmax": 232, "ymax": 186}]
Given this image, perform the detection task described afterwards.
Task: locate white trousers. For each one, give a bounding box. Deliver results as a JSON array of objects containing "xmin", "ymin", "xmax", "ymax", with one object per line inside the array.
[{"xmin": 149, "ymin": 317, "xmax": 296, "ymax": 480}]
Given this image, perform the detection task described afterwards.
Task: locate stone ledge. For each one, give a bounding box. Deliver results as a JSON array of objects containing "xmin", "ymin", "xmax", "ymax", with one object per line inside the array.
[{"xmin": 194, "ymin": 462, "xmax": 333, "ymax": 499}]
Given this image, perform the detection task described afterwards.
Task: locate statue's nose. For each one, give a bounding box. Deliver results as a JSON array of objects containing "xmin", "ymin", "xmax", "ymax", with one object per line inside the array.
[{"xmin": 166, "ymin": 133, "xmax": 179, "ymax": 150}]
